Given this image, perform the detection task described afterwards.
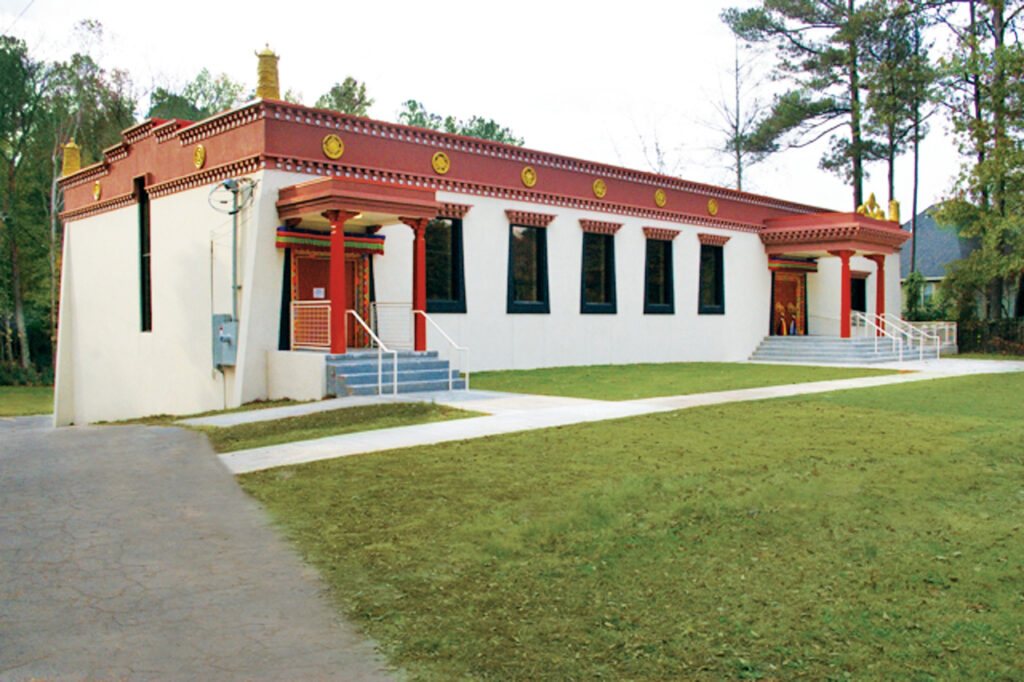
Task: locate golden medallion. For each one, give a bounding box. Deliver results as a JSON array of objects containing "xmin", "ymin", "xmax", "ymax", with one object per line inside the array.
[
  {"xmin": 707, "ymin": 198, "xmax": 719, "ymax": 216},
  {"xmin": 92, "ymin": 181, "xmax": 102, "ymax": 201},
  {"xmin": 322, "ymin": 134, "xmax": 344, "ymax": 160},
  {"xmin": 431, "ymin": 151, "xmax": 450, "ymax": 175},
  {"xmin": 593, "ymin": 179, "xmax": 607, "ymax": 199},
  {"xmin": 521, "ymin": 166, "xmax": 537, "ymax": 188},
  {"xmin": 654, "ymin": 189, "xmax": 667, "ymax": 208},
  {"xmin": 193, "ymin": 144, "xmax": 206, "ymax": 169}
]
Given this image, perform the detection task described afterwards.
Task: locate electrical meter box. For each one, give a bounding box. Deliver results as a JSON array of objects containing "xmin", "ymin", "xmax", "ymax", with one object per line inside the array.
[{"xmin": 212, "ymin": 314, "xmax": 238, "ymax": 368}]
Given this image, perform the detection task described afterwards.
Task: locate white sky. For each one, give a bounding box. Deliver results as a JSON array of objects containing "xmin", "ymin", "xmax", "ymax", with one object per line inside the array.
[{"xmin": 2, "ymin": 0, "xmax": 963, "ymax": 214}]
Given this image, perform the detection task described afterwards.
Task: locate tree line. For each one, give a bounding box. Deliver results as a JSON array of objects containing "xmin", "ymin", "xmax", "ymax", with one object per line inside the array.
[{"xmin": 721, "ymin": 0, "xmax": 1023, "ymax": 321}]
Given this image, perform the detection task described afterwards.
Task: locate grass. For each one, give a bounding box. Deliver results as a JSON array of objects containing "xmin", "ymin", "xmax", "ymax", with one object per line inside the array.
[
  {"xmin": 957, "ymin": 352, "xmax": 1024, "ymax": 361},
  {"xmin": 196, "ymin": 402, "xmax": 482, "ymax": 453},
  {"xmin": 117, "ymin": 398, "xmax": 310, "ymax": 425},
  {"xmin": 0, "ymin": 385, "xmax": 53, "ymax": 416},
  {"xmin": 470, "ymin": 362, "xmax": 897, "ymax": 400},
  {"xmin": 241, "ymin": 372, "xmax": 1024, "ymax": 680}
]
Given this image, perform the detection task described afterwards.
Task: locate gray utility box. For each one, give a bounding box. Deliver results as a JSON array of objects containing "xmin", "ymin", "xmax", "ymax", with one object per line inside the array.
[{"xmin": 212, "ymin": 314, "xmax": 238, "ymax": 368}]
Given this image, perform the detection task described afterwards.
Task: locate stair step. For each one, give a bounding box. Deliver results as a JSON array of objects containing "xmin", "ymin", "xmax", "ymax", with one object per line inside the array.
[{"xmin": 749, "ymin": 334, "xmax": 950, "ymax": 364}]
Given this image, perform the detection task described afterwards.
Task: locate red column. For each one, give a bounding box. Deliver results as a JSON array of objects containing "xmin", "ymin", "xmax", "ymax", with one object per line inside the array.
[
  {"xmin": 830, "ymin": 249, "xmax": 855, "ymax": 338},
  {"xmin": 400, "ymin": 217, "xmax": 429, "ymax": 352},
  {"xmin": 324, "ymin": 210, "xmax": 359, "ymax": 354},
  {"xmin": 867, "ymin": 254, "xmax": 886, "ymax": 335}
]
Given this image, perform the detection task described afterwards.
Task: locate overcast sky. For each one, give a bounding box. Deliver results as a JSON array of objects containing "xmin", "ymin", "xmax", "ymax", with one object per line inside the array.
[{"xmin": 2, "ymin": 0, "xmax": 963, "ymax": 214}]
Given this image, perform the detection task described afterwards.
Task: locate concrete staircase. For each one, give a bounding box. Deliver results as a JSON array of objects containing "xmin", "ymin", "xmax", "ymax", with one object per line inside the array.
[
  {"xmin": 326, "ymin": 349, "xmax": 466, "ymax": 396},
  {"xmin": 750, "ymin": 335, "xmax": 907, "ymax": 364}
]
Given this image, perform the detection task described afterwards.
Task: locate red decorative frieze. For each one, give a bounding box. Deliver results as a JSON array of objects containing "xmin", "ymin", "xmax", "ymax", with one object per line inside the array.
[
  {"xmin": 103, "ymin": 143, "xmax": 129, "ymax": 163},
  {"xmin": 642, "ymin": 227, "xmax": 681, "ymax": 241},
  {"xmin": 438, "ymin": 202, "xmax": 473, "ymax": 219},
  {"xmin": 154, "ymin": 119, "xmax": 189, "ymax": 143},
  {"xmin": 59, "ymin": 163, "xmax": 109, "ymax": 189},
  {"xmin": 505, "ymin": 209, "xmax": 556, "ymax": 228},
  {"xmin": 122, "ymin": 120, "xmax": 159, "ymax": 145},
  {"xmin": 59, "ymin": 192, "xmax": 136, "ymax": 222},
  {"xmin": 698, "ymin": 232, "xmax": 732, "ymax": 246},
  {"xmin": 579, "ymin": 219, "xmax": 622, "ymax": 234},
  {"xmin": 177, "ymin": 104, "xmax": 264, "ymax": 145},
  {"xmin": 148, "ymin": 156, "xmax": 263, "ymax": 199}
]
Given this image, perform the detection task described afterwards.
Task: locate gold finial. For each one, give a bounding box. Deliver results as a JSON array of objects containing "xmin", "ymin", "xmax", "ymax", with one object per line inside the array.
[
  {"xmin": 856, "ymin": 192, "xmax": 886, "ymax": 220},
  {"xmin": 888, "ymin": 199, "xmax": 900, "ymax": 223},
  {"xmin": 255, "ymin": 44, "xmax": 280, "ymax": 100},
  {"xmin": 62, "ymin": 139, "xmax": 81, "ymax": 176}
]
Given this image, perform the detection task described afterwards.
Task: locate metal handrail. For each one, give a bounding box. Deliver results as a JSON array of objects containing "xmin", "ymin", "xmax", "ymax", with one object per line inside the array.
[
  {"xmin": 346, "ymin": 309, "xmax": 398, "ymax": 395},
  {"xmin": 413, "ymin": 310, "xmax": 470, "ymax": 390},
  {"xmin": 882, "ymin": 313, "xmax": 941, "ymax": 359},
  {"xmin": 852, "ymin": 311, "xmax": 904, "ymax": 360}
]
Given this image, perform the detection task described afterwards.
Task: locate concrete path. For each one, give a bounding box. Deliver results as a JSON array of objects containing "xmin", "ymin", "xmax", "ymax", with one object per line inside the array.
[
  {"xmin": 218, "ymin": 358, "xmax": 1024, "ymax": 475},
  {"xmin": 0, "ymin": 417, "xmax": 393, "ymax": 681}
]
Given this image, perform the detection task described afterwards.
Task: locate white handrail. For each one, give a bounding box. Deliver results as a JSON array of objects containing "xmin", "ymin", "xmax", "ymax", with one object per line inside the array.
[
  {"xmin": 882, "ymin": 313, "xmax": 941, "ymax": 359},
  {"xmin": 852, "ymin": 311, "xmax": 904, "ymax": 361},
  {"xmin": 413, "ymin": 310, "xmax": 470, "ymax": 390},
  {"xmin": 346, "ymin": 310, "xmax": 398, "ymax": 395}
]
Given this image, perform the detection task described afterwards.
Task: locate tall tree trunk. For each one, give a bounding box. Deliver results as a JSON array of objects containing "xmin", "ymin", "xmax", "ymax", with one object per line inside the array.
[
  {"xmin": 848, "ymin": 0, "xmax": 864, "ymax": 209},
  {"xmin": 910, "ymin": 15, "xmax": 921, "ymax": 274},
  {"xmin": 734, "ymin": 45, "xmax": 744, "ymax": 191},
  {"xmin": 4, "ymin": 169, "xmax": 30, "ymax": 368}
]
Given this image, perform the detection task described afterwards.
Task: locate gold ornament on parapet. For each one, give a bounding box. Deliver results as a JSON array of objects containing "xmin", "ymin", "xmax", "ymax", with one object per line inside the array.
[
  {"xmin": 654, "ymin": 189, "xmax": 667, "ymax": 208},
  {"xmin": 593, "ymin": 179, "xmax": 607, "ymax": 198},
  {"xmin": 707, "ymin": 198, "xmax": 719, "ymax": 216},
  {"xmin": 431, "ymin": 151, "xmax": 450, "ymax": 175},
  {"xmin": 193, "ymin": 144, "xmax": 206, "ymax": 169},
  {"xmin": 855, "ymin": 192, "xmax": 887, "ymax": 220},
  {"xmin": 521, "ymin": 166, "xmax": 537, "ymax": 188},
  {"xmin": 321, "ymin": 134, "xmax": 344, "ymax": 160},
  {"xmin": 92, "ymin": 181, "xmax": 102, "ymax": 201}
]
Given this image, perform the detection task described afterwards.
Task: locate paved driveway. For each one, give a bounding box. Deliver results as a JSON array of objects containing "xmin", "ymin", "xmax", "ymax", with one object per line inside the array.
[{"xmin": 0, "ymin": 417, "xmax": 393, "ymax": 681}]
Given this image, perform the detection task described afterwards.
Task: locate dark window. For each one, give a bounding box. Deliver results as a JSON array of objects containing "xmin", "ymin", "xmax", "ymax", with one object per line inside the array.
[
  {"xmin": 136, "ymin": 177, "xmax": 152, "ymax": 331},
  {"xmin": 580, "ymin": 232, "xmax": 616, "ymax": 314},
  {"xmin": 425, "ymin": 217, "xmax": 466, "ymax": 313},
  {"xmin": 698, "ymin": 243, "xmax": 724, "ymax": 314},
  {"xmin": 851, "ymin": 278, "xmax": 867, "ymax": 312},
  {"xmin": 506, "ymin": 224, "xmax": 549, "ymax": 313},
  {"xmin": 644, "ymin": 239, "xmax": 674, "ymax": 314}
]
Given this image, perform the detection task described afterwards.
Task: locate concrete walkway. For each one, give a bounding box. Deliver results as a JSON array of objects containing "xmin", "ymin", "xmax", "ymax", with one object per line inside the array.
[
  {"xmin": 218, "ymin": 358, "xmax": 1024, "ymax": 475},
  {"xmin": 0, "ymin": 417, "xmax": 393, "ymax": 681}
]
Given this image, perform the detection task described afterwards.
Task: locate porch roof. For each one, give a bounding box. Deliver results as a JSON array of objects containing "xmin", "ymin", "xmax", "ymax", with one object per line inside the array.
[
  {"xmin": 276, "ymin": 175, "xmax": 440, "ymax": 230},
  {"xmin": 761, "ymin": 212, "xmax": 910, "ymax": 257}
]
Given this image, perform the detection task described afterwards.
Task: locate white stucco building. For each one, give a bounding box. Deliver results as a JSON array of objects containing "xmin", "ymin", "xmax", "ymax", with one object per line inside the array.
[{"xmin": 54, "ymin": 57, "xmax": 908, "ymax": 425}]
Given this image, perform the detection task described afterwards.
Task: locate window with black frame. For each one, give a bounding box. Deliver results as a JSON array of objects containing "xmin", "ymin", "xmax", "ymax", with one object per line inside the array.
[
  {"xmin": 507, "ymin": 224, "xmax": 549, "ymax": 313},
  {"xmin": 580, "ymin": 231, "xmax": 616, "ymax": 314},
  {"xmin": 644, "ymin": 238, "xmax": 674, "ymax": 314},
  {"xmin": 425, "ymin": 217, "xmax": 466, "ymax": 313},
  {"xmin": 698, "ymin": 243, "xmax": 725, "ymax": 314}
]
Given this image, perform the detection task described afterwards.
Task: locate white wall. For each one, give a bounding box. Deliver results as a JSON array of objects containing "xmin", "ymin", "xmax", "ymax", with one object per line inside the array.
[
  {"xmin": 378, "ymin": 192, "xmax": 772, "ymax": 371},
  {"xmin": 807, "ymin": 252, "xmax": 904, "ymax": 337}
]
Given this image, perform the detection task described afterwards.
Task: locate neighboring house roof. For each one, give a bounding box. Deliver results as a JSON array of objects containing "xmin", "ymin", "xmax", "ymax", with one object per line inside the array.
[{"xmin": 900, "ymin": 205, "xmax": 979, "ymax": 279}]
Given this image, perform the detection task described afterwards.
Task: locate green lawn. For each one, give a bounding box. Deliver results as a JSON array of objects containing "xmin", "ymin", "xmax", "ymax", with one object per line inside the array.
[
  {"xmin": 957, "ymin": 352, "xmax": 1024, "ymax": 361},
  {"xmin": 470, "ymin": 362, "xmax": 896, "ymax": 400},
  {"xmin": 242, "ymin": 372, "xmax": 1024, "ymax": 680},
  {"xmin": 197, "ymin": 402, "xmax": 482, "ymax": 453},
  {"xmin": 0, "ymin": 385, "xmax": 53, "ymax": 416}
]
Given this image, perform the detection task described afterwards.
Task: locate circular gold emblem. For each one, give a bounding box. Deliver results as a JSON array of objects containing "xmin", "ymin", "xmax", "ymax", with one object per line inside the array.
[
  {"xmin": 322, "ymin": 134, "xmax": 344, "ymax": 160},
  {"xmin": 431, "ymin": 151, "xmax": 450, "ymax": 175},
  {"xmin": 654, "ymin": 189, "xmax": 667, "ymax": 208},
  {"xmin": 521, "ymin": 166, "xmax": 537, "ymax": 188},
  {"xmin": 593, "ymin": 179, "xmax": 607, "ymax": 199},
  {"xmin": 193, "ymin": 144, "xmax": 206, "ymax": 169},
  {"xmin": 707, "ymin": 198, "xmax": 719, "ymax": 216},
  {"xmin": 92, "ymin": 181, "xmax": 102, "ymax": 201}
]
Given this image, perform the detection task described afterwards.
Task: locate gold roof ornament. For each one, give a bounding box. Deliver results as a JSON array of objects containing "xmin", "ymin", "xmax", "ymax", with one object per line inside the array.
[
  {"xmin": 856, "ymin": 192, "xmax": 886, "ymax": 220},
  {"xmin": 255, "ymin": 44, "xmax": 280, "ymax": 100},
  {"xmin": 61, "ymin": 139, "xmax": 81, "ymax": 176},
  {"xmin": 888, "ymin": 199, "xmax": 900, "ymax": 223}
]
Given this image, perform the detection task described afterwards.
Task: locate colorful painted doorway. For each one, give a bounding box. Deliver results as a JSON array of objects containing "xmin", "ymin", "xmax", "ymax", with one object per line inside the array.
[
  {"xmin": 292, "ymin": 252, "xmax": 372, "ymax": 349},
  {"xmin": 771, "ymin": 271, "xmax": 807, "ymax": 336}
]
